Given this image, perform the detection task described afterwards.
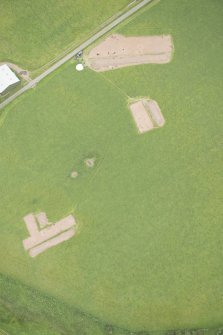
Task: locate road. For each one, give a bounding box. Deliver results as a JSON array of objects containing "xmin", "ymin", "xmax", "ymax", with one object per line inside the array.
[{"xmin": 0, "ymin": 0, "xmax": 152, "ymax": 111}]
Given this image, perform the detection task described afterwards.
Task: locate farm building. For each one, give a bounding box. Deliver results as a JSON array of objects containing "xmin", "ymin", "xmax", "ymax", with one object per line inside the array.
[{"xmin": 0, "ymin": 64, "xmax": 20, "ymax": 94}]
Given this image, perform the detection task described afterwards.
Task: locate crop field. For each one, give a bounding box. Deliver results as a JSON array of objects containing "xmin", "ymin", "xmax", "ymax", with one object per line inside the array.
[
  {"xmin": 0, "ymin": 0, "xmax": 223, "ymax": 334},
  {"xmin": 0, "ymin": 0, "xmax": 129, "ymax": 71}
]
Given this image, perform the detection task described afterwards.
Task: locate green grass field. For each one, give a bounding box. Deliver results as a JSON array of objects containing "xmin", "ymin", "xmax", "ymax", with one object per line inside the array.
[
  {"xmin": 0, "ymin": 0, "xmax": 129, "ymax": 71},
  {"xmin": 0, "ymin": 0, "xmax": 223, "ymax": 334}
]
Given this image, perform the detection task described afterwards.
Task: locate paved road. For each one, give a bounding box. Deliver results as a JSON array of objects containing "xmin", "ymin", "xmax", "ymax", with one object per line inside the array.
[{"xmin": 0, "ymin": 0, "xmax": 152, "ymax": 111}]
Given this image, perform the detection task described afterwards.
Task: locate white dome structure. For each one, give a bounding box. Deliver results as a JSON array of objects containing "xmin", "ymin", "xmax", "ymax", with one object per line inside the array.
[{"xmin": 76, "ymin": 64, "xmax": 84, "ymax": 71}]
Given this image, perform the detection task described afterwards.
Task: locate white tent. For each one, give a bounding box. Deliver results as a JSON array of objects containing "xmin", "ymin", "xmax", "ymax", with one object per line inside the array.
[
  {"xmin": 76, "ymin": 63, "xmax": 84, "ymax": 71},
  {"xmin": 0, "ymin": 64, "xmax": 20, "ymax": 94}
]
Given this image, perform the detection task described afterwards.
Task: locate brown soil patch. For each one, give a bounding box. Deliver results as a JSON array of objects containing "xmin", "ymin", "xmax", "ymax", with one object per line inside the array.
[
  {"xmin": 130, "ymin": 100, "xmax": 153, "ymax": 133},
  {"xmin": 71, "ymin": 170, "xmax": 78, "ymax": 178},
  {"xmin": 85, "ymin": 34, "xmax": 173, "ymax": 71},
  {"xmin": 85, "ymin": 158, "xmax": 95, "ymax": 167},
  {"xmin": 24, "ymin": 214, "xmax": 39, "ymax": 237},
  {"xmin": 29, "ymin": 228, "xmax": 75, "ymax": 257},
  {"xmin": 36, "ymin": 212, "xmax": 50, "ymax": 228},
  {"xmin": 23, "ymin": 213, "xmax": 76, "ymax": 257},
  {"xmin": 143, "ymin": 100, "xmax": 165, "ymax": 127},
  {"xmin": 129, "ymin": 99, "xmax": 165, "ymax": 134}
]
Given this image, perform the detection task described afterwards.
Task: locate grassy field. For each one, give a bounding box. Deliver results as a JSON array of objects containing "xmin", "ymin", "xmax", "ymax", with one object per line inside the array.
[
  {"xmin": 0, "ymin": 0, "xmax": 223, "ymax": 333},
  {"xmin": 0, "ymin": 273, "xmax": 134, "ymax": 335},
  {"xmin": 0, "ymin": 0, "xmax": 129, "ymax": 71}
]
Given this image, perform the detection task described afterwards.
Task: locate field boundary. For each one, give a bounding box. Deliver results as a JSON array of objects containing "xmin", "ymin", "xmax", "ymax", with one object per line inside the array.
[{"xmin": 0, "ymin": 273, "xmax": 221, "ymax": 335}]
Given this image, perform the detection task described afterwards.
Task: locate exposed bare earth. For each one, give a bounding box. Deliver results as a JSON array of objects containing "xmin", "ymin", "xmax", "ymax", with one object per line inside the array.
[
  {"xmin": 130, "ymin": 99, "xmax": 165, "ymax": 134},
  {"xmin": 36, "ymin": 212, "xmax": 50, "ymax": 228},
  {"xmin": 23, "ymin": 213, "xmax": 76, "ymax": 257},
  {"xmin": 71, "ymin": 171, "xmax": 78, "ymax": 178},
  {"xmin": 85, "ymin": 158, "xmax": 96, "ymax": 167},
  {"xmin": 24, "ymin": 214, "xmax": 39, "ymax": 236},
  {"xmin": 143, "ymin": 100, "xmax": 165, "ymax": 127},
  {"xmin": 130, "ymin": 100, "xmax": 154, "ymax": 133},
  {"xmin": 85, "ymin": 34, "xmax": 173, "ymax": 71},
  {"xmin": 29, "ymin": 228, "xmax": 75, "ymax": 257}
]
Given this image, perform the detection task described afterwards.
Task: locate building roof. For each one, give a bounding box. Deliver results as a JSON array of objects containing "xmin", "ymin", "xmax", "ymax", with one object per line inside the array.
[{"xmin": 0, "ymin": 64, "xmax": 20, "ymax": 93}]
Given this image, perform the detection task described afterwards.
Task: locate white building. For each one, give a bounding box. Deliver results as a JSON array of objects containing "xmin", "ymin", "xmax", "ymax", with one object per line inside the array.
[{"xmin": 0, "ymin": 64, "xmax": 20, "ymax": 94}]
